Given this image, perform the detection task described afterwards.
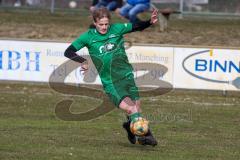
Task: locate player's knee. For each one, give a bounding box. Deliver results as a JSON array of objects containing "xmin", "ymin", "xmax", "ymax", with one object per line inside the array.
[
  {"xmin": 119, "ymin": 105, "xmax": 137, "ymax": 114},
  {"xmin": 126, "ymin": 106, "xmax": 138, "ymax": 115}
]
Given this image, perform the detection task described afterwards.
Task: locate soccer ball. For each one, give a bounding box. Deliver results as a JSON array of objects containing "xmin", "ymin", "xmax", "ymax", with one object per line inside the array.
[
  {"xmin": 130, "ymin": 117, "xmax": 149, "ymax": 136},
  {"xmin": 69, "ymin": 1, "xmax": 77, "ymax": 9}
]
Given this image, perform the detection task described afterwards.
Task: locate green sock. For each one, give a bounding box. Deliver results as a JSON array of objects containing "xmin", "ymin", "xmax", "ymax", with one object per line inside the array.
[{"xmin": 130, "ymin": 112, "xmax": 142, "ymax": 122}]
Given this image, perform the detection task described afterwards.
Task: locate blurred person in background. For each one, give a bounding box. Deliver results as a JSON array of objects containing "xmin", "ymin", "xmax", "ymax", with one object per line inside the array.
[
  {"xmin": 90, "ymin": 0, "xmax": 123, "ymax": 12},
  {"xmin": 14, "ymin": 0, "xmax": 22, "ymax": 7},
  {"xmin": 26, "ymin": 0, "xmax": 38, "ymax": 6},
  {"xmin": 90, "ymin": 0, "xmax": 99, "ymax": 12},
  {"xmin": 14, "ymin": 0, "xmax": 40, "ymax": 7},
  {"xmin": 119, "ymin": 0, "xmax": 150, "ymax": 24}
]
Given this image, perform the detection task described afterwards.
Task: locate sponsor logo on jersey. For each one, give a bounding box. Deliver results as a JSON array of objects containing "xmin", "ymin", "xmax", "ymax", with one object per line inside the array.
[
  {"xmin": 99, "ymin": 42, "xmax": 117, "ymax": 54},
  {"xmin": 109, "ymin": 34, "xmax": 116, "ymax": 38}
]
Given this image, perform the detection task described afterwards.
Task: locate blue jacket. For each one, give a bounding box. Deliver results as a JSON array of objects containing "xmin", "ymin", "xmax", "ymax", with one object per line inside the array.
[{"xmin": 127, "ymin": 0, "xmax": 150, "ymax": 6}]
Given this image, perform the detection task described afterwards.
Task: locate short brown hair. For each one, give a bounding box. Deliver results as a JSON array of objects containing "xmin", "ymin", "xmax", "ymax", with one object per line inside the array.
[{"xmin": 92, "ymin": 7, "xmax": 111, "ymax": 22}]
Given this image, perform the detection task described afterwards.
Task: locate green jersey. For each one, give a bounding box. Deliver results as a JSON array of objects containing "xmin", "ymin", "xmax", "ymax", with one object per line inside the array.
[{"xmin": 72, "ymin": 23, "xmax": 133, "ymax": 88}]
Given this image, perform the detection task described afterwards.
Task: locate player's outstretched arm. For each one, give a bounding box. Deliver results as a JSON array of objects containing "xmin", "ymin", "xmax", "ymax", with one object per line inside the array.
[
  {"xmin": 130, "ymin": 8, "xmax": 159, "ymax": 32},
  {"xmin": 64, "ymin": 45, "xmax": 89, "ymax": 74},
  {"xmin": 64, "ymin": 45, "xmax": 86, "ymax": 63}
]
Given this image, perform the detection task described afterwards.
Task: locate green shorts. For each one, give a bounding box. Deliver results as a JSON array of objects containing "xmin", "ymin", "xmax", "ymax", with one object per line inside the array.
[{"xmin": 104, "ymin": 75, "xmax": 140, "ymax": 107}]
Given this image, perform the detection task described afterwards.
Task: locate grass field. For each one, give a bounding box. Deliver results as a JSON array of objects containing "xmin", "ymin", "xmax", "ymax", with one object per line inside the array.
[
  {"xmin": 0, "ymin": 82, "xmax": 239, "ymax": 160},
  {"xmin": 0, "ymin": 8, "xmax": 240, "ymax": 160}
]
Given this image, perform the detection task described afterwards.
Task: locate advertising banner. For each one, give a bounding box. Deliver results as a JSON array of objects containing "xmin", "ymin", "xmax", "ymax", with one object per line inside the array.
[
  {"xmin": 174, "ymin": 48, "xmax": 240, "ymax": 91},
  {"xmin": 1, "ymin": 39, "xmax": 239, "ymax": 91},
  {"xmin": 0, "ymin": 40, "xmax": 69, "ymax": 82},
  {"xmin": 0, "ymin": 40, "xmax": 174, "ymax": 89}
]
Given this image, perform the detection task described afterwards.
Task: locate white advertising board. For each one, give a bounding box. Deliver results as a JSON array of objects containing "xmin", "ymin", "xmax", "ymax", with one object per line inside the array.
[
  {"xmin": 173, "ymin": 48, "xmax": 240, "ymax": 91},
  {"xmin": 1, "ymin": 39, "xmax": 239, "ymax": 91},
  {"xmin": 0, "ymin": 40, "xmax": 89, "ymax": 84},
  {"xmin": 126, "ymin": 46, "xmax": 174, "ymax": 87},
  {"xmin": 0, "ymin": 40, "xmax": 174, "ymax": 88}
]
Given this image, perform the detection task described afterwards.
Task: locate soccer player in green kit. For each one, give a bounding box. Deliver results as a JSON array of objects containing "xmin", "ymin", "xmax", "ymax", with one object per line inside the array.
[{"xmin": 64, "ymin": 7, "xmax": 158, "ymax": 146}]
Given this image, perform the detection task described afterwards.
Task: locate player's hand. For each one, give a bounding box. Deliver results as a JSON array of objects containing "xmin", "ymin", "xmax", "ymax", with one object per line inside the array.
[
  {"xmin": 80, "ymin": 61, "xmax": 89, "ymax": 75},
  {"xmin": 150, "ymin": 9, "xmax": 159, "ymax": 24}
]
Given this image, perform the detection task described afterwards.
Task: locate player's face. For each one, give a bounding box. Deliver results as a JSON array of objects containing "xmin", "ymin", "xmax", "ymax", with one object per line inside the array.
[{"xmin": 94, "ymin": 17, "xmax": 109, "ymax": 34}]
